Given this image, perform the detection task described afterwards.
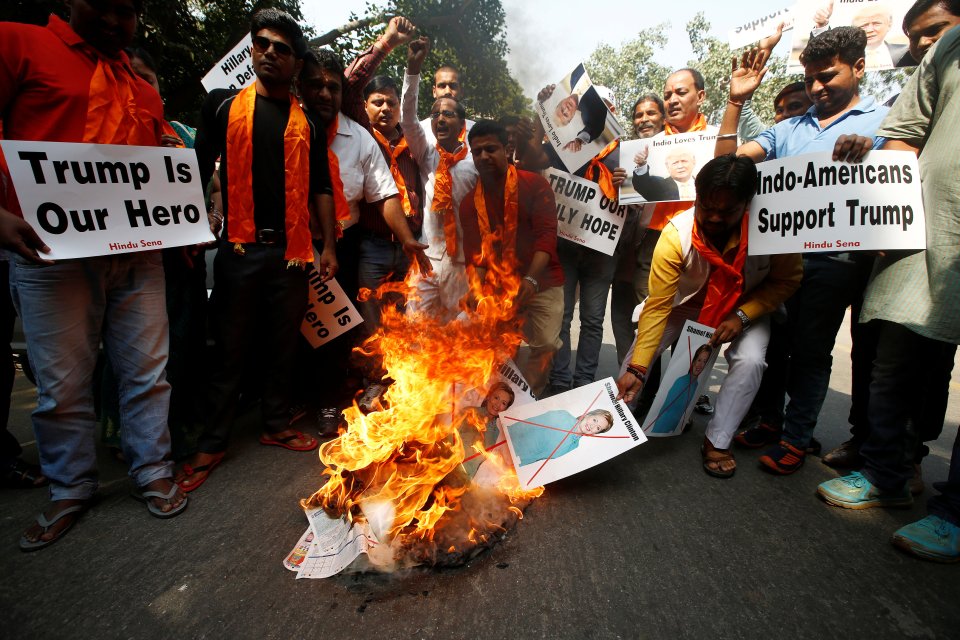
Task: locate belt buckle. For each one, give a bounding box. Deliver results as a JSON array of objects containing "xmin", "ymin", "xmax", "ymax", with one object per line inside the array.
[{"xmin": 256, "ymin": 229, "xmax": 280, "ymax": 245}]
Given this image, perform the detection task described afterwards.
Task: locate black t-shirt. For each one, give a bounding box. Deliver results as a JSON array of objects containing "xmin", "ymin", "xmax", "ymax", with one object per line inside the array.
[{"xmin": 194, "ymin": 88, "xmax": 332, "ymax": 235}]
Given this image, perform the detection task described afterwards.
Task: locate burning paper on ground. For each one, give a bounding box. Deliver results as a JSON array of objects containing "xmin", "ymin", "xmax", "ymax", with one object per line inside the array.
[
  {"xmin": 290, "ymin": 229, "xmax": 545, "ymax": 576},
  {"xmin": 502, "ymin": 379, "xmax": 646, "ymax": 489},
  {"xmin": 640, "ymin": 321, "xmax": 720, "ymax": 437},
  {"xmin": 285, "ymin": 508, "xmax": 382, "ymax": 579}
]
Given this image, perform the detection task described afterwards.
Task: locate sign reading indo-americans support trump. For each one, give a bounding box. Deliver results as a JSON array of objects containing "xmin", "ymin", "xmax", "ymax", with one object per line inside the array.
[
  {"xmin": 0, "ymin": 140, "xmax": 214, "ymax": 260},
  {"xmin": 748, "ymin": 151, "xmax": 925, "ymax": 255}
]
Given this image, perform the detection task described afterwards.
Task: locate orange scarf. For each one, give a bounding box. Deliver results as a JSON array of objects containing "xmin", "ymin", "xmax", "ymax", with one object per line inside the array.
[
  {"xmin": 650, "ymin": 113, "xmax": 710, "ymax": 230},
  {"xmin": 326, "ymin": 117, "xmax": 351, "ymax": 233},
  {"xmin": 691, "ymin": 213, "xmax": 750, "ymax": 327},
  {"xmin": 583, "ymin": 138, "xmax": 619, "ymax": 200},
  {"xmin": 225, "ymin": 84, "xmax": 312, "ymax": 266},
  {"xmin": 83, "ymin": 50, "xmax": 157, "ymax": 146},
  {"xmin": 663, "ymin": 113, "xmax": 708, "ymax": 136},
  {"xmin": 372, "ymin": 127, "xmax": 414, "ymax": 216},
  {"xmin": 433, "ymin": 127, "xmax": 469, "ymax": 256},
  {"xmin": 475, "ymin": 164, "xmax": 520, "ymax": 267}
]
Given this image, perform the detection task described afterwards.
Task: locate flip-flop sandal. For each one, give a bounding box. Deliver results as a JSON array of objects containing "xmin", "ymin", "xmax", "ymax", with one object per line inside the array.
[
  {"xmin": 19, "ymin": 503, "xmax": 88, "ymax": 552},
  {"xmin": 259, "ymin": 430, "xmax": 318, "ymax": 452},
  {"xmin": 132, "ymin": 483, "xmax": 189, "ymax": 519},
  {"xmin": 178, "ymin": 453, "xmax": 225, "ymax": 493},
  {"xmin": 701, "ymin": 441, "xmax": 736, "ymax": 479}
]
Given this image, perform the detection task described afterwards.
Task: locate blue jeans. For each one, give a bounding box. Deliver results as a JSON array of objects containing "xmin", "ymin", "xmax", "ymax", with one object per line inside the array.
[
  {"xmin": 11, "ymin": 253, "xmax": 172, "ymax": 500},
  {"xmin": 781, "ymin": 254, "xmax": 873, "ymax": 449},
  {"xmin": 549, "ymin": 239, "xmax": 616, "ymax": 388},
  {"xmin": 357, "ymin": 234, "xmax": 410, "ymax": 334}
]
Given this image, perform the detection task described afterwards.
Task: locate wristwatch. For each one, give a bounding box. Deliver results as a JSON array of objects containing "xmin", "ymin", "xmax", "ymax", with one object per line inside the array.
[{"xmin": 735, "ymin": 308, "xmax": 751, "ymax": 329}]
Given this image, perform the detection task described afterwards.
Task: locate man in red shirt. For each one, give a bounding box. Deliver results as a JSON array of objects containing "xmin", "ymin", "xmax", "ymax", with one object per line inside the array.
[
  {"xmin": 459, "ymin": 120, "xmax": 564, "ymax": 397},
  {"xmin": 0, "ymin": 0, "xmax": 187, "ymax": 551}
]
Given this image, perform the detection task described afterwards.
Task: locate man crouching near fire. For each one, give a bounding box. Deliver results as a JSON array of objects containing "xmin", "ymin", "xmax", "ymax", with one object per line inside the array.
[{"xmin": 616, "ymin": 154, "xmax": 802, "ymax": 478}]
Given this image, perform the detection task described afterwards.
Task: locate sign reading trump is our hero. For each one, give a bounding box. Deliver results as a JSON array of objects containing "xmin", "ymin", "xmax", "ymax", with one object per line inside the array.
[
  {"xmin": 748, "ymin": 150, "xmax": 925, "ymax": 255},
  {"xmin": 0, "ymin": 140, "xmax": 214, "ymax": 260},
  {"xmin": 544, "ymin": 168, "xmax": 626, "ymax": 256}
]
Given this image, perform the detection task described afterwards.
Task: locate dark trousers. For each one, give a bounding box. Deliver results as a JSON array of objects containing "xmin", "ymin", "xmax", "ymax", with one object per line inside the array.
[
  {"xmin": 928, "ymin": 428, "xmax": 960, "ymax": 527},
  {"xmin": 861, "ymin": 320, "xmax": 956, "ymax": 491},
  {"xmin": 199, "ymin": 243, "xmax": 308, "ymax": 453}
]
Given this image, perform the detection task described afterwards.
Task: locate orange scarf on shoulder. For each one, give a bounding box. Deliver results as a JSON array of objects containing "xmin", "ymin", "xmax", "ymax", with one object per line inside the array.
[
  {"xmin": 82, "ymin": 48, "xmax": 158, "ymax": 145},
  {"xmin": 650, "ymin": 113, "xmax": 709, "ymax": 231},
  {"xmin": 225, "ymin": 84, "xmax": 312, "ymax": 266},
  {"xmin": 433, "ymin": 126, "xmax": 469, "ymax": 256},
  {"xmin": 326, "ymin": 117, "xmax": 352, "ymax": 233},
  {"xmin": 691, "ymin": 213, "xmax": 750, "ymax": 327},
  {"xmin": 474, "ymin": 164, "xmax": 519, "ymax": 267},
  {"xmin": 583, "ymin": 138, "xmax": 619, "ymax": 200},
  {"xmin": 372, "ymin": 127, "xmax": 414, "ymax": 216}
]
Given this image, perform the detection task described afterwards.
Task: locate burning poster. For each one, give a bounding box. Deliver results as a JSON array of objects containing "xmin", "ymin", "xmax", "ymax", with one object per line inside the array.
[
  {"xmin": 536, "ymin": 63, "xmax": 624, "ymax": 174},
  {"xmin": 501, "ymin": 378, "xmax": 645, "ymax": 489},
  {"xmin": 788, "ymin": 0, "xmax": 917, "ymax": 72},
  {"xmin": 618, "ymin": 132, "xmax": 718, "ymax": 205},
  {"xmin": 640, "ymin": 320, "xmax": 720, "ymax": 438}
]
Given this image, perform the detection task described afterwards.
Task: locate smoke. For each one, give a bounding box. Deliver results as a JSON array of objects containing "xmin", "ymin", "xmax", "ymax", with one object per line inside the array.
[{"xmin": 502, "ymin": 0, "xmax": 558, "ymax": 102}]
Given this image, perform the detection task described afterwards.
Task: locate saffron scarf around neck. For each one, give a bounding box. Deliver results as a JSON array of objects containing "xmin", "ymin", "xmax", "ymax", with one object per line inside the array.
[
  {"xmin": 325, "ymin": 116, "xmax": 351, "ymax": 232},
  {"xmin": 83, "ymin": 48, "xmax": 157, "ymax": 145},
  {"xmin": 225, "ymin": 84, "xmax": 312, "ymax": 266},
  {"xmin": 583, "ymin": 138, "xmax": 619, "ymax": 200},
  {"xmin": 474, "ymin": 164, "xmax": 520, "ymax": 268},
  {"xmin": 691, "ymin": 212, "xmax": 751, "ymax": 328},
  {"xmin": 664, "ymin": 112, "xmax": 708, "ymax": 136},
  {"xmin": 433, "ymin": 126, "xmax": 469, "ymax": 256},
  {"xmin": 372, "ymin": 127, "xmax": 414, "ymax": 216}
]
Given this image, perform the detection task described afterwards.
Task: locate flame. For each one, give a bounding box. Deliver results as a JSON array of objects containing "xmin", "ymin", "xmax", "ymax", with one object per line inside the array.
[{"xmin": 303, "ymin": 227, "xmax": 544, "ymax": 559}]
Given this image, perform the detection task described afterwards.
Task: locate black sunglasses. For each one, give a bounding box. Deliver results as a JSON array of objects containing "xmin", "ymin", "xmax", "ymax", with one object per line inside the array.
[{"xmin": 252, "ymin": 35, "xmax": 294, "ymax": 58}]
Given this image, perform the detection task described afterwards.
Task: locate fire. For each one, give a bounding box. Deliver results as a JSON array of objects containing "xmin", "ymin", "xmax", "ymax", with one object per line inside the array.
[{"xmin": 302, "ymin": 229, "xmax": 544, "ymax": 568}]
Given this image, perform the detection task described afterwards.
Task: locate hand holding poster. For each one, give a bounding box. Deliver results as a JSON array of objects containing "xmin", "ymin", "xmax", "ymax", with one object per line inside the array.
[
  {"xmin": 748, "ymin": 150, "xmax": 925, "ymax": 255},
  {"xmin": 201, "ymin": 35, "xmax": 255, "ymax": 92},
  {"xmin": 618, "ymin": 131, "xmax": 718, "ymax": 205},
  {"xmin": 535, "ymin": 63, "xmax": 624, "ymax": 174},
  {"xmin": 301, "ymin": 253, "xmax": 363, "ymax": 348},
  {"xmin": 640, "ymin": 321, "xmax": 719, "ymax": 437},
  {"xmin": 788, "ymin": 0, "xmax": 917, "ymax": 71},
  {"xmin": 0, "ymin": 141, "xmax": 213, "ymax": 260},
  {"xmin": 545, "ymin": 168, "xmax": 626, "ymax": 256},
  {"xmin": 728, "ymin": 6, "xmax": 795, "ymax": 49},
  {"xmin": 501, "ymin": 378, "xmax": 645, "ymax": 488}
]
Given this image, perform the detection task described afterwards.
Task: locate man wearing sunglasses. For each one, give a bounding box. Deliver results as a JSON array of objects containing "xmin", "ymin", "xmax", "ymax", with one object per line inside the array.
[{"xmin": 177, "ymin": 9, "xmax": 337, "ymax": 492}]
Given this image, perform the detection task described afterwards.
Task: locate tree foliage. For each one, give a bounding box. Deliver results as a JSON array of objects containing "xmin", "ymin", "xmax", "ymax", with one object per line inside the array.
[{"xmin": 321, "ymin": 0, "xmax": 529, "ymax": 120}]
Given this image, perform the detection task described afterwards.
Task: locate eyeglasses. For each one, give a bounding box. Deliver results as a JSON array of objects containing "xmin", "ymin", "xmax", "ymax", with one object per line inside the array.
[
  {"xmin": 252, "ymin": 35, "xmax": 294, "ymax": 58},
  {"xmin": 430, "ymin": 109, "xmax": 458, "ymax": 120}
]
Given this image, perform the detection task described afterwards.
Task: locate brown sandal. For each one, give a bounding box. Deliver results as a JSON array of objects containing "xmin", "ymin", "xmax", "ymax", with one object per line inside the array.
[{"xmin": 702, "ymin": 438, "xmax": 736, "ymax": 479}]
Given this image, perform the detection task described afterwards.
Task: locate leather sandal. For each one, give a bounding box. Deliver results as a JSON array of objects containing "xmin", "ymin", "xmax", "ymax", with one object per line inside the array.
[{"xmin": 702, "ymin": 438, "xmax": 737, "ymax": 479}]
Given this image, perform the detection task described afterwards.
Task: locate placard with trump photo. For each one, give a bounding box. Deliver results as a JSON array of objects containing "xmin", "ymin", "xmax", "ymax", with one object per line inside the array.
[{"xmin": 618, "ymin": 131, "xmax": 718, "ymax": 205}]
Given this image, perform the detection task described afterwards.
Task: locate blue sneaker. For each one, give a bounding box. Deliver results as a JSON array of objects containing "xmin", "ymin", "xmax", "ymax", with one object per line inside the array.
[
  {"xmin": 892, "ymin": 515, "xmax": 960, "ymax": 563},
  {"xmin": 817, "ymin": 471, "xmax": 913, "ymax": 509}
]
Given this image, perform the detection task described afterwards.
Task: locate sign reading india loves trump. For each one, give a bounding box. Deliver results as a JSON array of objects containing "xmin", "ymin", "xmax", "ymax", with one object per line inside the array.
[{"xmin": 1, "ymin": 140, "xmax": 214, "ymax": 260}]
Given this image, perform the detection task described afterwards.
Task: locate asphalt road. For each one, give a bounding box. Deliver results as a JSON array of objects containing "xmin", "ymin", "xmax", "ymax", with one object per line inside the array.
[{"xmin": 2, "ymin": 309, "xmax": 959, "ymax": 640}]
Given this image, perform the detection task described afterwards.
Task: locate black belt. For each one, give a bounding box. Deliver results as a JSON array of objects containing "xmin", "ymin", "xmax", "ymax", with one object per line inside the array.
[{"xmin": 255, "ymin": 229, "xmax": 285, "ymax": 245}]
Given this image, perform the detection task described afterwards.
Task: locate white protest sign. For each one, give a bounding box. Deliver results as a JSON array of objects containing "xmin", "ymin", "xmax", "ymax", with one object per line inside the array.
[
  {"xmin": 535, "ymin": 63, "xmax": 624, "ymax": 174},
  {"xmin": 728, "ymin": 6, "xmax": 795, "ymax": 49},
  {"xmin": 201, "ymin": 34, "xmax": 254, "ymax": 92},
  {"xmin": 749, "ymin": 150, "xmax": 925, "ymax": 255},
  {"xmin": 544, "ymin": 168, "xmax": 625, "ymax": 256},
  {"xmin": 618, "ymin": 130, "xmax": 717, "ymax": 205},
  {"xmin": 641, "ymin": 320, "xmax": 719, "ymax": 438},
  {"xmin": 0, "ymin": 141, "xmax": 213, "ymax": 260},
  {"xmin": 501, "ymin": 378, "xmax": 645, "ymax": 489},
  {"xmin": 788, "ymin": 0, "xmax": 916, "ymax": 72},
  {"xmin": 301, "ymin": 255, "xmax": 363, "ymax": 348}
]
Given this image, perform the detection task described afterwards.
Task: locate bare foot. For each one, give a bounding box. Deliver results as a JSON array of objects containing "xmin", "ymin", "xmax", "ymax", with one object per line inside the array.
[
  {"xmin": 21, "ymin": 498, "xmax": 88, "ymax": 546},
  {"xmin": 140, "ymin": 477, "xmax": 187, "ymax": 514}
]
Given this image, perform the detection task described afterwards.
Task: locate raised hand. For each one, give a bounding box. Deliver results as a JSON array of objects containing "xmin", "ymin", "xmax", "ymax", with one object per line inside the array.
[
  {"xmin": 383, "ymin": 16, "xmax": 416, "ymax": 49},
  {"xmin": 729, "ymin": 47, "xmax": 771, "ymax": 104},
  {"xmin": 813, "ymin": 0, "xmax": 833, "ymax": 28},
  {"xmin": 406, "ymin": 36, "xmax": 430, "ymax": 75}
]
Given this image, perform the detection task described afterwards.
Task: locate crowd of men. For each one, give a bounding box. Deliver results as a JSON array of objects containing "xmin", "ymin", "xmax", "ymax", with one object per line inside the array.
[{"xmin": 0, "ymin": 0, "xmax": 958, "ymax": 564}]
